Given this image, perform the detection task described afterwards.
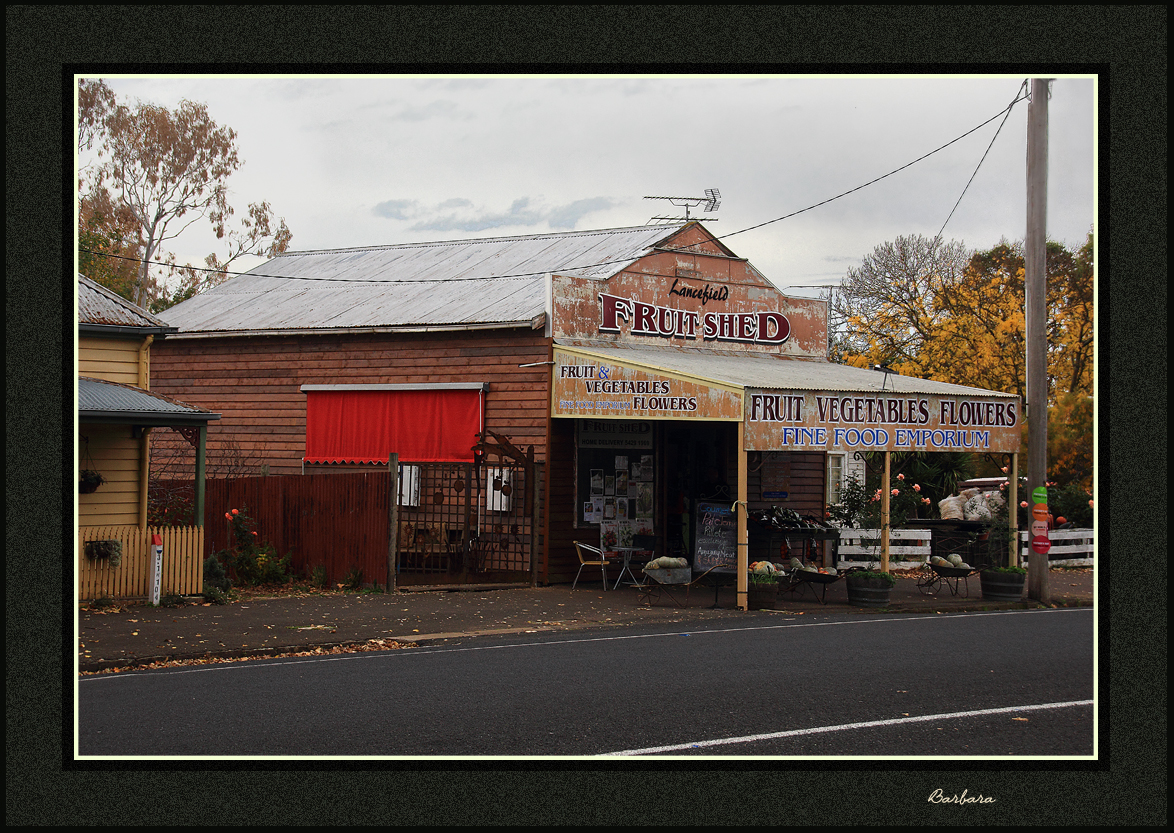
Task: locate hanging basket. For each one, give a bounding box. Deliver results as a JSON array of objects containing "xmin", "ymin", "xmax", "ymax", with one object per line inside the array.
[
  {"xmin": 84, "ymin": 539, "xmax": 122, "ymax": 567},
  {"xmin": 79, "ymin": 469, "xmax": 105, "ymax": 494}
]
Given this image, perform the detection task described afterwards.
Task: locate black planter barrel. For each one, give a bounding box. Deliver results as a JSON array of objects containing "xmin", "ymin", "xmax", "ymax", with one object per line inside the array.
[
  {"xmin": 747, "ymin": 583, "xmax": 777, "ymax": 610},
  {"xmin": 980, "ymin": 571, "xmax": 1026, "ymax": 601},
  {"xmin": 846, "ymin": 577, "xmax": 892, "ymax": 608}
]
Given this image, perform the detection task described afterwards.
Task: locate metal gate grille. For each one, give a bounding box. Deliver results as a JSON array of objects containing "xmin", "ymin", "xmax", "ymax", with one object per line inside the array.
[{"xmin": 395, "ymin": 461, "xmax": 532, "ymax": 580}]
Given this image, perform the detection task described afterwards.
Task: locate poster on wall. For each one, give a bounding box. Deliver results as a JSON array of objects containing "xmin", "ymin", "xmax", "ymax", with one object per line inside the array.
[
  {"xmin": 577, "ymin": 421, "xmax": 656, "ymax": 533},
  {"xmin": 634, "ymin": 481, "xmax": 654, "ymax": 519}
]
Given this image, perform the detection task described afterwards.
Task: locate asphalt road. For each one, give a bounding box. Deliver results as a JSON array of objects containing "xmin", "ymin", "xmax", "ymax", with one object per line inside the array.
[{"xmin": 76, "ymin": 607, "xmax": 1094, "ymax": 758}]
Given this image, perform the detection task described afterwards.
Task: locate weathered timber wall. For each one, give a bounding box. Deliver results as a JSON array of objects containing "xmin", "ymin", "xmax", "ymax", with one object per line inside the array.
[{"xmin": 149, "ymin": 328, "xmax": 553, "ymax": 478}]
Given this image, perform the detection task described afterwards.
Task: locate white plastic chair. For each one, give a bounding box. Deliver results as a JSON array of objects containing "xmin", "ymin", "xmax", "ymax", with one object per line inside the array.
[{"xmin": 572, "ymin": 541, "xmax": 610, "ymax": 590}]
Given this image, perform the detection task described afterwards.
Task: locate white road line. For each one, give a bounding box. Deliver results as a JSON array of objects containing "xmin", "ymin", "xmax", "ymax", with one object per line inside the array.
[{"xmin": 604, "ymin": 700, "xmax": 1096, "ymax": 756}]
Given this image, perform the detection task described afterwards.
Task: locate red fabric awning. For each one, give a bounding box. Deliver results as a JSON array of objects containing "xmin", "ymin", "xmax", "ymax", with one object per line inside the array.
[{"xmin": 305, "ymin": 388, "xmax": 483, "ymax": 464}]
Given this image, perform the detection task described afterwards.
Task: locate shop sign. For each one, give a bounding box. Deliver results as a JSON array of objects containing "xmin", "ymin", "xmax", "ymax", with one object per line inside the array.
[
  {"xmin": 744, "ymin": 389, "xmax": 1021, "ymax": 453},
  {"xmin": 578, "ymin": 419, "xmax": 654, "ymax": 449},
  {"xmin": 552, "ymin": 348, "xmax": 742, "ymax": 421},
  {"xmin": 598, "ymin": 291, "xmax": 791, "ymax": 347}
]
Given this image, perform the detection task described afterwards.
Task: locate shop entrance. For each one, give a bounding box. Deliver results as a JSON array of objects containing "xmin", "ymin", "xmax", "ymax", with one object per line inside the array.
[
  {"xmin": 568, "ymin": 418, "xmax": 740, "ymax": 575},
  {"xmin": 662, "ymin": 421, "xmax": 740, "ymax": 562}
]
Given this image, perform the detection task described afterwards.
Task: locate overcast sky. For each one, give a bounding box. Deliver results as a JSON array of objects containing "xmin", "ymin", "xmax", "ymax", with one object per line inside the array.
[{"xmin": 79, "ymin": 73, "xmax": 1096, "ymax": 298}]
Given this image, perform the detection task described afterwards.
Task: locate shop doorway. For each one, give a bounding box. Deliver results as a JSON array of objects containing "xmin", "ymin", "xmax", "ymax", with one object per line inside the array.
[{"xmin": 662, "ymin": 421, "xmax": 739, "ymax": 561}]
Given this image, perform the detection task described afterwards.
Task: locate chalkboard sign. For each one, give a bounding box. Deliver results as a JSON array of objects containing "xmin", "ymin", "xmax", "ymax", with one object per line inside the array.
[{"xmin": 694, "ymin": 502, "xmax": 737, "ymax": 573}]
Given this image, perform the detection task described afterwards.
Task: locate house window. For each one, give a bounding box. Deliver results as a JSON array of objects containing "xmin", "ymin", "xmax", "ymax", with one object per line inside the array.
[
  {"xmin": 827, "ymin": 452, "xmax": 865, "ymax": 505},
  {"xmin": 827, "ymin": 453, "xmax": 845, "ymax": 506},
  {"xmin": 301, "ymin": 384, "xmax": 486, "ymax": 464}
]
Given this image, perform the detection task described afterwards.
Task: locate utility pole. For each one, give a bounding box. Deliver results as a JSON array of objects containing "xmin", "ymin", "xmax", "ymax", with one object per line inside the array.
[{"xmin": 1025, "ymin": 78, "xmax": 1051, "ymax": 602}]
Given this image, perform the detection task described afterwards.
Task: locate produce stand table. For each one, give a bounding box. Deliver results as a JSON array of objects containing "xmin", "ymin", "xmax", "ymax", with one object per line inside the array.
[
  {"xmin": 635, "ymin": 564, "xmax": 729, "ymax": 607},
  {"xmin": 750, "ymin": 528, "xmax": 841, "ymax": 567}
]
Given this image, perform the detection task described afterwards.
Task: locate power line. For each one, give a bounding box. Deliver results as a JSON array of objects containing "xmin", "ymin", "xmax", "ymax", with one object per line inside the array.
[
  {"xmin": 79, "ymin": 87, "xmax": 1030, "ymax": 288},
  {"xmin": 937, "ymin": 80, "xmax": 1029, "ymax": 238},
  {"xmin": 703, "ymin": 85, "xmax": 1029, "ymax": 247}
]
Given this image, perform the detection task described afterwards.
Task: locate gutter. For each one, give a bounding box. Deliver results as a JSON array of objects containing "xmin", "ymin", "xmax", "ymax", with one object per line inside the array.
[
  {"xmin": 78, "ymin": 410, "xmax": 221, "ymax": 427},
  {"xmin": 163, "ymin": 314, "xmax": 547, "ymax": 340},
  {"xmin": 80, "ymin": 323, "xmax": 178, "ymax": 339}
]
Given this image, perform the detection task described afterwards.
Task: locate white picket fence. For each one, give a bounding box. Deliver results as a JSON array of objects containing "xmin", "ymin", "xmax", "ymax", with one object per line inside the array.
[
  {"xmin": 1018, "ymin": 528, "xmax": 1096, "ymax": 566},
  {"xmin": 836, "ymin": 528, "xmax": 931, "ymax": 568},
  {"xmin": 836, "ymin": 527, "xmax": 1095, "ymax": 568}
]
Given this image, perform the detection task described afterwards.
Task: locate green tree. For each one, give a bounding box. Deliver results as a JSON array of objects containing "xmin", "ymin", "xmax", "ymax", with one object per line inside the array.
[
  {"xmin": 921, "ymin": 240, "xmax": 1028, "ymax": 398},
  {"xmin": 76, "ymin": 79, "xmax": 292, "ymax": 309},
  {"xmin": 155, "ymin": 199, "xmax": 292, "ymax": 314},
  {"xmin": 927, "ymin": 236, "xmax": 1094, "ymax": 403},
  {"xmin": 77, "ymin": 194, "xmax": 140, "ymax": 298},
  {"xmin": 831, "ymin": 233, "xmax": 1095, "ymax": 489},
  {"xmin": 827, "ymin": 234, "xmax": 972, "ymax": 374},
  {"xmin": 1047, "ymin": 391, "xmax": 1094, "ymax": 490}
]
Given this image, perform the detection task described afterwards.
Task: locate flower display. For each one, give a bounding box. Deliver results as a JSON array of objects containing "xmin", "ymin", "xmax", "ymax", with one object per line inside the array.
[{"xmin": 214, "ymin": 505, "xmax": 291, "ymax": 587}]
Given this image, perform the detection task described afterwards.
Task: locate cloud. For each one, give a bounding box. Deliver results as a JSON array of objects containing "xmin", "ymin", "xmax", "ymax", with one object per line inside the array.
[
  {"xmin": 389, "ymin": 99, "xmax": 463, "ymax": 122},
  {"xmin": 405, "ymin": 196, "xmax": 615, "ymax": 233},
  {"xmin": 547, "ymin": 197, "xmax": 616, "ymax": 229},
  {"xmin": 372, "ymin": 199, "xmax": 418, "ymax": 220}
]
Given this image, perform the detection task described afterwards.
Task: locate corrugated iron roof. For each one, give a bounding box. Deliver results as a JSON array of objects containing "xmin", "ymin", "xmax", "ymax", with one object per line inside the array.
[
  {"xmin": 162, "ymin": 224, "xmax": 689, "ymax": 336},
  {"xmin": 78, "ymin": 377, "xmax": 220, "ymax": 424},
  {"xmin": 78, "ymin": 275, "xmax": 174, "ymax": 331},
  {"xmin": 556, "ymin": 342, "xmax": 1019, "ymax": 399}
]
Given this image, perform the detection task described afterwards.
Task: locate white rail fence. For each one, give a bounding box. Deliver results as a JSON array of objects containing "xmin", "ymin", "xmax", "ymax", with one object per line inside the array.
[
  {"xmin": 837, "ymin": 529, "xmax": 931, "ymax": 565},
  {"xmin": 836, "ymin": 527, "xmax": 1095, "ymax": 568},
  {"xmin": 1017, "ymin": 528, "xmax": 1096, "ymax": 566}
]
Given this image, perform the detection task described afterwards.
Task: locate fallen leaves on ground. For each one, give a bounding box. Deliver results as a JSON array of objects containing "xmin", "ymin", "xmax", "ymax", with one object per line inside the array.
[{"xmin": 79, "ymin": 637, "xmax": 417, "ymax": 676}]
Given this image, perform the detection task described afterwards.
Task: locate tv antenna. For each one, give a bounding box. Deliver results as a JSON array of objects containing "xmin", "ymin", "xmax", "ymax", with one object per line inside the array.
[
  {"xmin": 872, "ymin": 364, "xmax": 897, "ymax": 391},
  {"xmin": 645, "ymin": 188, "xmax": 720, "ymax": 223}
]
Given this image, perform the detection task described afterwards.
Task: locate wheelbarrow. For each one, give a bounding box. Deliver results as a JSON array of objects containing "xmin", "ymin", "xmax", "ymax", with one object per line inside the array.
[
  {"xmin": 778, "ymin": 568, "xmax": 844, "ymax": 605},
  {"xmin": 916, "ymin": 562, "xmax": 978, "ymax": 597}
]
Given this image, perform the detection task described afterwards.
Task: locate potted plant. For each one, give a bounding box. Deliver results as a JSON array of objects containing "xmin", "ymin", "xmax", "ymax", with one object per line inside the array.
[
  {"xmin": 84, "ymin": 538, "xmax": 122, "ymax": 567},
  {"xmin": 845, "ymin": 567, "xmax": 896, "ymax": 608},
  {"xmin": 980, "ymin": 565, "xmax": 1027, "ymax": 601},
  {"xmin": 79, "ymin": 469, "xmax": 105, "ymax": 494},
  {"xmin": 978, "ymin": 493, "xmax": 1028, "ymax": 601},
  {"xmin": 747, "ymin": 569, "xmax": 779, "ymax": 610}
]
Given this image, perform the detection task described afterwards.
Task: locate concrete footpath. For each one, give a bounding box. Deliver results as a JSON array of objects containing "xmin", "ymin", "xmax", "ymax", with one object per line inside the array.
[{"xmin": 76, "ymin": 567, "xmax": 1094, "ymax": 673}]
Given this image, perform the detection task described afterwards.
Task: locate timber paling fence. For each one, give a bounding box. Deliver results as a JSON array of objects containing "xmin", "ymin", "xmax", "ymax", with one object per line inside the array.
[
  {"xmin": 78, "ymin": 525, "xmax": 204, "ymax": 601},
  {"xmin": 205, "ymin": 471, "xmax": 394, "ymax": 589},
  {"xmin": 201, "ymin": 465, "xmax": 536, "ymax": 589}
]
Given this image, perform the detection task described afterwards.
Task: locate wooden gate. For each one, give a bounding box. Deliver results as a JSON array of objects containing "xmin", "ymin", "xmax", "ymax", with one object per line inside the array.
[{"xmin": 395, "ymin": 459, "xmax": 535, "ymax": 583}]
